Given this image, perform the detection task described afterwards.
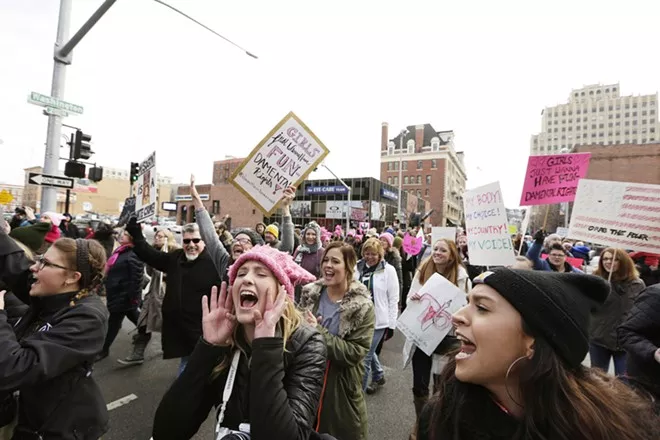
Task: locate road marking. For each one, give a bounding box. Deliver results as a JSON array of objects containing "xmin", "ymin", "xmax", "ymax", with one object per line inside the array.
[{"xmin": 106, "ymin": 393, "xmax": 138, "ymax": 411}]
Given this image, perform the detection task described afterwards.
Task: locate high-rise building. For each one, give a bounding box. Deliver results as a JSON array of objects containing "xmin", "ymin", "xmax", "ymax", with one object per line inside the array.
[
  {"xmin": 530, "ymin": 83, "xmax": 659, "ymax": 155},
  {"xmin": 379, "ymin": 122, "xmax": 467, "ymax": 227}
]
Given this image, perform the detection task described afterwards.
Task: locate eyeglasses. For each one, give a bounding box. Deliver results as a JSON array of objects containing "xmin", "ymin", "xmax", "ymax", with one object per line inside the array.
[
  {"xmin": 549, "ymin": 253, "xmax": 565, "ymax": 258},
  {"xmin": 233, "ymin": 238, "xmax": 251, "ymax": 245},
  {"xmin": 35, "ymin": 256, "xmax": 72, "ymax": 271},
  {"xmin": 183, "ymin": 238, "xmax": 202, "ymax": 245}
]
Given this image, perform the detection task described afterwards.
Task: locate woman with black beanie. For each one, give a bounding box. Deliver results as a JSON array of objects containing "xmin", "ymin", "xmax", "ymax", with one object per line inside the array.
[{"xmin": 416, "ymin": 269, "xmax": 659, "ymax": 440}]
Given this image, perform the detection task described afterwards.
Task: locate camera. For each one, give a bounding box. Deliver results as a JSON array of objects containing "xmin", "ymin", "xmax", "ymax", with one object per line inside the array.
[{"xmin": 216, "ymin": 424, "xmax": 251, "ymax": 440}]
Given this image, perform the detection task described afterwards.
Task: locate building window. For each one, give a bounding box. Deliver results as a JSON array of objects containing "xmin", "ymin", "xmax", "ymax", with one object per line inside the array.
[
  {"xmin": 393, "ymin": 177, "xmax": 398, "ymax": 186},
  {"xmin": 633, "ymin": 112, "xmax": 637, "ymax": 117},
  {"xmin": 633, "ymin": 120, "xmax": 638, "ymax": 125},
  {"xmin": 387, "ymin": 177, "xmax": 392, "ymax": 184},
  {"xmin": 591, "ymin": 124, "xmax": 597, "ymax": 129},
  {"xmin": 608, "ymin": 114, "xmax": 613, "ymax": 119},
  {"xmin": 651, "ymin": 110, "xmax": 656, "ymax": 115},
  {"xmin": 599, "ymin": 106, "xmax": 604, "ymax": 112},
  {"xmin": 616, "ymin": 113, "xmax": 621, "ymax": 119},
  {"xmin": 417, "ymin": 175, "xmax": 421, "ymax": 184},
  {"xmin": 625, "ymin": 121, "xmax": 630, "ymax": 126},
  {"xmin": 387, "ymin": 163, "xmax": 392, "ymax": 171},
  {"xmin": 633, "ymin": 103, "xmax": 638, "ymax": 108},
  {"xmin": 212, "ymin": 200, "xmax": 220, "ymax": 214},
  {"xmin": 626, "ymin": 104, "xmax": 630, "ymax": 109},
  {"xmin": 642, "ymin": 120, "xmax": 647, "ymax": 124},
  {"xmin": 625, "ymin": 112, "xmax": 630, "ymax": 117},
  {"xmin": 425, "ymin": 189, "xmax": 430, "ymax": 196},
  {"xmin": 599, "ymin": 132, "xmax": 604, "ymax": 138},
  {"xmin": 599, "ymin": 123, "xmax": 604, "ymax": 128},
  {"xmin": 608, "ymin": 122, "xmax": 613, "ymax": 127},
  {"xmin": 431, "ymin": 159, "xmax": 437, "ymax": 169},
  {"xmin": 651, "ymin": 128, "xmax": 656, "ymax": 133},
  {"xmin": 417, "ymin": 160, "xmax": 423, "ymax": 170},
  {"xmin": 609, "ymin": 105, "xmax": 613, "ymax": 111},
  {"xmin": 417, "ymin": 190, "xmax": 422, "ymax": 197},
  {"xmin": 426, "ymin": 175, "xmax": 431, "ymax": 185}
]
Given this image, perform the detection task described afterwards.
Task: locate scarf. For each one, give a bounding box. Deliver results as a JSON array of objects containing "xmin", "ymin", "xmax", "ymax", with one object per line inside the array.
[
  {"xmin": 106, "ymin": 244, "xmax": 131, "ymax": 273},
  {"xmin": 294, "ymin": 241, "xmax": 320, "ymax": 264}
]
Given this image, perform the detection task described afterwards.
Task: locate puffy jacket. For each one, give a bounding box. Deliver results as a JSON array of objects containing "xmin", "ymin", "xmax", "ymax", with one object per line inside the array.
[
  {"xmin": 0, "ymin": 293, "xmax": 109, "ymax": 440},
  {"xmin": 300, "ymin": 280, "xmax": 375, "ymax": 440},
  {"xmin": 618, "ymin": 283, "xmax": 660, "ymax": 400},
  {"xmin": 153, "ymin": 325, "xmax": 327, "ymax": 440},
  {"xmin": 355, "ymin": 260, "xmax": 399, "ymax": 330},
  {"xmin": 590, "ymin": 278, "xmax": 645, "ymax": 351},
  {"xmin": 104, "ymin": 247, "xmax": 144, "ymax": 313}
]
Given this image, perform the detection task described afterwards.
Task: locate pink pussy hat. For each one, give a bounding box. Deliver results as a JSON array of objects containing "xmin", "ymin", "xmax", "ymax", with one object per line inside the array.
[{"xmin": 228, "ymin": 245, "xmax": 317, "ymax": 300}]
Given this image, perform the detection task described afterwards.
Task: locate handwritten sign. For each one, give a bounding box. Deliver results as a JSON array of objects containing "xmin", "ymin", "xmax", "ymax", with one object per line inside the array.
[
  {"xmin": 230, "ymin": 112, "xmax": 329, "ymax": 215},
  {"xmin": 403, "ymin": 233, "xmax": 423, "ymax": 256},
  {"xmin": 431, "ymin": 227, "xmax": 456, "ymax": 245},
  {"xmin": 397, "ymin": 273, "xmax": 467, "ymax": 357},
  {"xmin": 464, "ymin": 181, "xmax": 515, "ymax": 266},
  {"xmin": 568, "ymin": 179, "xmax": 660, "ymax": 253},
  {"xmin": 136, "ymin": 152, "xmax": 157, "ymax": 223},
  {"xmin": 520, "ymin": 153, "xmax": 591, "ymax": 206}
]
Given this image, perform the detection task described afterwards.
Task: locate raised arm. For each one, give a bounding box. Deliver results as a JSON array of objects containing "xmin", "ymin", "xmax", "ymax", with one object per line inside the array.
[{"xmin": 278, "ymin": 186, "xmax": 296, "ymax": 255}]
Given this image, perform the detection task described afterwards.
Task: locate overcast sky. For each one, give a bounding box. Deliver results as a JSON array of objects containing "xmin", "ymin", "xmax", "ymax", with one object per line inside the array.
[{"xmin": 1, "ymin": 0, "xmax": 658, "ymax": 208}]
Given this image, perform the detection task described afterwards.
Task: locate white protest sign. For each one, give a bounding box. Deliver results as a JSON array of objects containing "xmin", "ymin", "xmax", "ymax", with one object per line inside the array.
[
  {"xmin": 556, "ymin": 227, "xmax": 569, "ymax": 237},
  {"xmin": 230, "ymin": 112, "xmax": 329, "ymax": 215},
  {"xmin": 136, "ymin": 152, "xmax": 157, "ymax": 223},
  {"xmin": 431, "ymin": 227, "xmax": 457, "ymax": 244},
  {"xmin": 520, "ymin": 208, "xmax": 531, "ymax": 235},
  {"xmin": 463, "ymin": 181, "xmax": 515, "ymax": 266},
  {"xmin": 397, "ymin": 273, "xmax": 467, "ymax": 357},
  {"xmin": 568, "ymin": 179, "xmax": 660, "ymax": 253}
]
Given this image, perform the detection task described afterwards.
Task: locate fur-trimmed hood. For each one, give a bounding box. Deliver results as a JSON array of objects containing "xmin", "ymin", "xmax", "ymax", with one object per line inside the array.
[{"xmin": 300, "ymin": 280, "xmax": 372, "ymax": 339}]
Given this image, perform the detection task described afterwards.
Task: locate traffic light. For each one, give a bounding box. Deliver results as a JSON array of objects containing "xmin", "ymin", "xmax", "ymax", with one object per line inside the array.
[
  {"xmin": 88, "ymin": 166, "xmax": 103, "ymax": 182},
  {"xmin": 73, "ymin": 129, "xmax": 93, "ymax": 160},
  {"xmin": 64, "ymin": 161, "xmax": 86, "ymax": 178},
  {"xmin": 130, "ymin": 162, "xmax": 140, "ymax": 183}
]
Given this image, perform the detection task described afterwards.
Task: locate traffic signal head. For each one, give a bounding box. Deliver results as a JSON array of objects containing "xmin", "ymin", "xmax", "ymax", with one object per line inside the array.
[
  {"xmin": 64, "ymin": 161, "xmax": 86, "ymax": 178},
  {"xmin": 88, "ymin": 166, "xmax": 103, "ymax": 182},
  {"xmin": 73, "ymin": 129, "xmax": 93, "ymax": 160},
  {"xmin": 130, "ymin": 162, "xmax": 140, "ymax": 182}
]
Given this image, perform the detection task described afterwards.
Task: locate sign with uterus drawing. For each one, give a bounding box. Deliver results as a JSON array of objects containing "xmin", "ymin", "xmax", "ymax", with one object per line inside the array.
[{"xmin": 397, "ymin": 273, "xmax": 468, "ymax": 356}]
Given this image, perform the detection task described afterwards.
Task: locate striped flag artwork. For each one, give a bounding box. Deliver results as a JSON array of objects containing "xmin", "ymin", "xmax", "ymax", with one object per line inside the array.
[{"xmin": 568, "ymin": 179, "xmax": 660, "ymax": 253}]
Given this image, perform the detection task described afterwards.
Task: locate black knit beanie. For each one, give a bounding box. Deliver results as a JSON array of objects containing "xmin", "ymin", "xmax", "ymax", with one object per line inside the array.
[
  {"xmin": 232, "ymin": 228, "xmax": 264, "ymax": 246},
  {"xmin": 473, "ymin": 268, "xmax": 609, "ymax": 368}
]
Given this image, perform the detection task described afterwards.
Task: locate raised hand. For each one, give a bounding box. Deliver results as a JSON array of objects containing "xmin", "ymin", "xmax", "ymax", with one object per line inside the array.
[
  {"xmin": 0, "ymin": 290, "xmax": 5, "ymax": 310},
  {"xmin": 280, "ymin": 186, "xmax": 296, "ymax": 207},
  {"xmin": 201, "ymin": 282, "xmax": 236, "ymax": 346},
  {"xmin": 253, "ymin": 285, "xmax": 287, "ymax": 339}
]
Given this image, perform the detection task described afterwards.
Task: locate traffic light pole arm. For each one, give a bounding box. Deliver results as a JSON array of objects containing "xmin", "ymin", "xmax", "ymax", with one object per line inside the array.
[{"xmin": 55, "ymin": 0, "xmax": 117, "ymax": 64}]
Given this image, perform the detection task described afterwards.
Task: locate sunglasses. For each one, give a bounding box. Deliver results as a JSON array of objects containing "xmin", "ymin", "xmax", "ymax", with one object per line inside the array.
[{"xmin": 183, "ymin": 238, "xmax": 202, "ymax": 245}]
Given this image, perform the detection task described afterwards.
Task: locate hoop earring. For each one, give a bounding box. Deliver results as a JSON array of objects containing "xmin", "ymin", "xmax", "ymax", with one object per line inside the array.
[{"xmin": 504, "ymin": 355, "xmax": 528, "ymax": 408}]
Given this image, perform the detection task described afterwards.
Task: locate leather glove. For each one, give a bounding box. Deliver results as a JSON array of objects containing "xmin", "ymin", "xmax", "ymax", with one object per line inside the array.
[
  {"xmin": 533, "ymin": 229, "xmax": 545, "ymax": 244},
  {"xmin": 126, "ymin": 217, "xmax": 145, "ymax": 242}
]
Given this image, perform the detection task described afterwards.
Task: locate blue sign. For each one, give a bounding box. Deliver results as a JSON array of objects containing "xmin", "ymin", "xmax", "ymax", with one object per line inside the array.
[
  {"xmin": 305, "ymin": 185, "xmax": 349, "ymax": 195},
  {"xmin": 381, "ymin": 188, "xmax": 398, "ymax": 201}
]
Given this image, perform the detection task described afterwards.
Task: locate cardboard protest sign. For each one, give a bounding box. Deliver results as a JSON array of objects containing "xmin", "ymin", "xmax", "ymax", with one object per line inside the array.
[
  {"xmin": 520, "ymin": 153, "xmax": 591, "ymax": 206},
  {"xmin": 230, "ymin": 112, "xmax": 329, "ymax": 215},
  {"xmin": 464, "ymin": 182, "xmax": 515, "ymax": 266},
  {"xmin": 403, "ymin": 233, "xmax": 423, "ymax": 256},
  {"xmin": 397, "ymin": 273, "xmax": 467, "ymax": 356},
  {"xmin": 431, "ymin": 227, "xmax": 456, "ymax": 245},
  {"xmin": 117, "ymin": 196, "xmax": 136, "ymax": 227},
  {"xmin": 136, "ymin": 152, "xmax": 157, "ymax": 223},
  {"xmin": 568, "ymin": 179, "xmax": 660, "ymax": 253}
]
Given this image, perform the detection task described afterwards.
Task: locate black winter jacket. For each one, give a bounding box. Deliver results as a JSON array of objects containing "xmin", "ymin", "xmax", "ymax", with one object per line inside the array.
[
  {"xmin": 131, "ymin": 237, "xmax": 222, "ymax": 359},
  {"xmin": 0, "ymin": 293, "xmax": 109, "ymax": 440},
  {"xmin": 618, "ymin": 284, "xmax": 660, "ymax": 400},
  {"xmin": 104, "ymin": 247, "xmax": 144, "ymax": 313},
  {"xmin": 153, "ymin": 325, "xmax": 327, "ymax": 440}
]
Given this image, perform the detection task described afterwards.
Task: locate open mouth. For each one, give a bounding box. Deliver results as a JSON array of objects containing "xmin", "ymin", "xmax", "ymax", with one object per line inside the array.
[
  {"xmin": 323, "ymin": 269, "xmax": 335, "ymax": 282},
  {"xmin": 239, "ymin": 291, "xmax": 258, "ymax": 309},
  {"xmin": 455, "ymin": 333, "xmax": 476, "ymax": 360}
]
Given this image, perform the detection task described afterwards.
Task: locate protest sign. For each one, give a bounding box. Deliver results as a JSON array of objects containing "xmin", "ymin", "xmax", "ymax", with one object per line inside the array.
[
  {"xmin": 397, "ymin": 273, "xmax": 467, "ymax": 357},
  {"xmin": 568, "ymin": 179, "xmax": 660, "ymax": 253},
  {"xmin": 230, "ymin": 112, "xmax": 329, "ymax": 215},
  {"xmin": 556, "ymin": 226, "xmax": 569, "ymax": 237},
  {"xmin": 136, "ymin": 152, "xmax": 157, "ymax": 223},
  {"xmin": 431, "ymin": 227, "xmax": 456, "ymax": 245},
  {"xmin": 520, "ymin": 209, "xmax": 531, "ymax": 235},
  {"xmin": 403, "ymin": 233, "xmax": 423, "ymax": 256},
  {"xmin": 508, "ymin": 225, "xmax": 518, "ymax": 235},
  {"xmin": 520, "ymin": 153, "xmax": 591, "ymax": 206},
  {"xmin": 117, "ymin": 197, "xmax": 136, "ymax": 227},
  {"xmin": 464, "ymin": 181, "xmax": 515, "ymax": 266}
]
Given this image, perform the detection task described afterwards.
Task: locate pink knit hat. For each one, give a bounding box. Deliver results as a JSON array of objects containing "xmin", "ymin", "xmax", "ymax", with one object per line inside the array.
[
  {"xmin": 228, "ymin": 245, "xmax": 317, "ymax": 300},
  {"xmin": 379, "ymin": 232, "xmax": 394, "ymax": 248}
]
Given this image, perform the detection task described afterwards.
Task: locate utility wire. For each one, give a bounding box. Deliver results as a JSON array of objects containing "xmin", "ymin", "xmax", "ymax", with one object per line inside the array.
[{"xmin": 153, "ymin": 0, "xmax": 258, "ymax": 59}]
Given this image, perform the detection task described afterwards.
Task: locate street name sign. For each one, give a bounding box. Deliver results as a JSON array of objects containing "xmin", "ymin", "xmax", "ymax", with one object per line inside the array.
[
  {"xmin": 28, "ymin": 173, "xmax": 75, "ymax": 189},
  {"xmin": 27, "ymin": 91, "xmax": 83, "ymax": 115}
]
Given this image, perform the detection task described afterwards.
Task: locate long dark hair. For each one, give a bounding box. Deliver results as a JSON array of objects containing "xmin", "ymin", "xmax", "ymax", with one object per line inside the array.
[{"xmin": 427, "ymin": 322, "xmax": 659, "ymax": 440}]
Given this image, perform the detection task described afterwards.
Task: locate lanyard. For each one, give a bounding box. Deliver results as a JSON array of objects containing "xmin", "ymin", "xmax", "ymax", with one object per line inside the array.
[{"xmin": 214, "ymin": 350, "xmax": 241, "ymax": 436}]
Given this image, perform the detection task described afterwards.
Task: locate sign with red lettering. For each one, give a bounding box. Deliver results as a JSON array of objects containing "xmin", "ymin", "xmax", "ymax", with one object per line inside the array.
[
  {"xmin": 568, "ymin": 179, "xmax": 660, "ymax": 253},
  {"xmin": 230, "ymin": 112, "xmax": 330, "ymax": 215},
  {"xmin": 520, "ymin": 153, "xmax": 591, "ymax": 206},
  {"xmin": 464, "ymin": 181, "xmax": 515, "ymax": 266}
]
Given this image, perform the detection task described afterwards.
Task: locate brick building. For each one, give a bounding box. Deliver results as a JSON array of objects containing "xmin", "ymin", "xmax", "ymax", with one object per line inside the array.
[
  {"xmin": 573, "ymin": 143, "xmax": 660, "ymax": 184},
  {"xmin": 176, "ymin": 157, "xmax": 263, "ymax": 228},
  {"xmin": 379, "ymin": 122, "xmax": 467, "ymax": 226}
]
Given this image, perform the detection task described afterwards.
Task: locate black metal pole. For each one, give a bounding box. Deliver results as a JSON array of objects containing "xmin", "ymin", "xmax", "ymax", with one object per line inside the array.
[{"xmin": 65, "ymin": 189, "xmax": 71, "ymax": 213}]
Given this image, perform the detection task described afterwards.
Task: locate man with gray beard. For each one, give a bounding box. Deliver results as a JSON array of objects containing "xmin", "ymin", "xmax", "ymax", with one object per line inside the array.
[{"xmin": 126, "ymin": 218, "xmax": 226, "ymax": 376}]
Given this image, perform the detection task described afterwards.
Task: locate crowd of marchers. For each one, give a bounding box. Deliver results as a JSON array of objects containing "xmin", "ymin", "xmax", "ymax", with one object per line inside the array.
[{"xmin": 0, "ymin": 175, "xmax": 658, "ymax": 440}]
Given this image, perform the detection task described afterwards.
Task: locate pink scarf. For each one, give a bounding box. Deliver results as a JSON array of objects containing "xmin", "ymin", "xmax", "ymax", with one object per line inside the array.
[{"xmin": 106, "ymin": 244, "xmax": 132, "ymax": 273}]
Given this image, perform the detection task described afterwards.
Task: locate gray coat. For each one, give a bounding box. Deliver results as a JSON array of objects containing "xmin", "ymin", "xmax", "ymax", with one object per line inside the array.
[{"xmin": 590, "ymin": 278, "xmax": 645, "ymax": 351}]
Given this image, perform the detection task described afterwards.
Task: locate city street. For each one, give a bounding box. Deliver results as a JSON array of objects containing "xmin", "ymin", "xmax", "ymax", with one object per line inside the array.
[{"xmin": 95, "ymin": 322, "xmax": 416, "ymax": 440}]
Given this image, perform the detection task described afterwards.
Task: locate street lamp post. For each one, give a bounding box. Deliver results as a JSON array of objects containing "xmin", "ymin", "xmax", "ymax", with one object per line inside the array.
[
  {"xmin": 396, "ymin": 129, "xmax": 408, "ymax": 226},
  {"xmin": 321, "ymin": 164, "xmax": 351, "ymax": 234}
]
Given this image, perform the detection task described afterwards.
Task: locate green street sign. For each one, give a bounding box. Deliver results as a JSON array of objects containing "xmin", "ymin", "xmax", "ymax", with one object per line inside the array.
[{"xmin": 28, "ymin": 91, "xmax": 83, "ymax": 115}]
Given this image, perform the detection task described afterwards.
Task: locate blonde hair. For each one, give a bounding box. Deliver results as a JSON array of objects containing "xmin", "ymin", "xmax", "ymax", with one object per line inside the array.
[
  {"xmin": 361, "ymin": 237, "xmax": 385, "ymax": 259},
  {"xmin": 212, "ymin": 296, "xmax": 302, "ymax": 378},
  {"xmin": 11, "ymin": 237, "xmax": 34, "ymax": 262},
  {"xmin": 417, "ymin": 239, "xmax": 463, "ymax": 286},
  {"xmin": 154, "ymin": 228, "xmax": 178, "ymax": 251}
]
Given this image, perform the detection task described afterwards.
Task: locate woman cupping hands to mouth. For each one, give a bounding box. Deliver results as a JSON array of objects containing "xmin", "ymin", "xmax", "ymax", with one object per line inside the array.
[{"xmin": 153, "ymin": 246, "xmax": 326, "ymax": 440}]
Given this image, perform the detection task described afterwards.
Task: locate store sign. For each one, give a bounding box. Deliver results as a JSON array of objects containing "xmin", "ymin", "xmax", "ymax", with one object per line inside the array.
[
  {"xmin": 305, "ymin": 185, "xmax": 348, "ymax": 195},
  {"xmin": 381, "ymin": 188, "xmax": 398, "ymax": 201},
  {"xmin": 161, "ymin": 202, "xmax": 177, "ymax": 212}
]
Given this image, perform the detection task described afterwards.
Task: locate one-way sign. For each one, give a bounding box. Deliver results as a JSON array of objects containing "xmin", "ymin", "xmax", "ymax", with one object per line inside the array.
[{"xmin": 28, "ymin": 173, "xmax": 74, "ymax": 189}]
